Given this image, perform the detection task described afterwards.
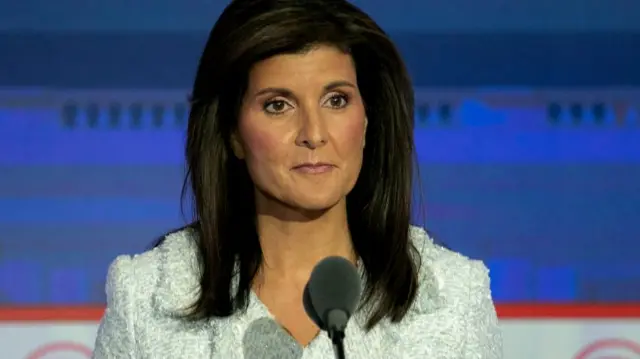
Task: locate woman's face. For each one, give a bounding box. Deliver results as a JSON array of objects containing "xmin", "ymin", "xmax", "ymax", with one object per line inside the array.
[{"xmin": 233, "ymin": 45, "xmax": 367, "ymax": 214}]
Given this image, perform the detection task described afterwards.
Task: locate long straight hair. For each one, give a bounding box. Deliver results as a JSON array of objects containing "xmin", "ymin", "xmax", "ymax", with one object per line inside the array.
[{"xmin": 180, "ymin": 0, "xmax": 419, "ymax": 330}]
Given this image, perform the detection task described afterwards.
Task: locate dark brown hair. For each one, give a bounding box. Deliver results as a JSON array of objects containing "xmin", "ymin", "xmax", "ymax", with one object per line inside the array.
[{"xmin": 181, "ymin": 0, "xmax": 419, "ymax": 330}]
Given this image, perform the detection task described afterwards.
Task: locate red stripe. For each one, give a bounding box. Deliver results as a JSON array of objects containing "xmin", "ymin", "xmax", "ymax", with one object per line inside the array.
[
  {"xmin": 496, "ymin": 303, "xmax": 640, "ymax": 319},
  {"xmin": 0, "ymin": 307, "xmax": 105, "ymax": 321},
  {"xmin": 0, "ymin": 304, "xmax": 639, "ymax": 321}
]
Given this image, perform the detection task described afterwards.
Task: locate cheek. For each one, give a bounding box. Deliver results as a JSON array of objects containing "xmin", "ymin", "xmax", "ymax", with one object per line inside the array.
[
  {"xmin": 335, "ymin": 118, "xmax": 367, "ymax": 156},
  {"xmin": 239, "ymin": 126, "xmax": 286, "ymax": 167}
]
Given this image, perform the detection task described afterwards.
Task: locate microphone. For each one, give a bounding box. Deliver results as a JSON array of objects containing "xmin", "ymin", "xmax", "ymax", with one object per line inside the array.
[
  {"xmin": 242, "ymin": 317, "xmax": 303, "ymax": 359},
  {"xmin": 303, "ymin": 256, "xmax": 362, "ymax": 359}
]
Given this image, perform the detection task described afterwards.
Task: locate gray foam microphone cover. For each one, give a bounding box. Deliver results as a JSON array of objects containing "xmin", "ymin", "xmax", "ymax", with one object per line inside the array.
[
  {"xmin": 242, "ymin": 317, "xmax": 304, "ymax": 359},
  {"xmin": 307, "ymin": 256, "xmax": 362, "ymax": 324}
]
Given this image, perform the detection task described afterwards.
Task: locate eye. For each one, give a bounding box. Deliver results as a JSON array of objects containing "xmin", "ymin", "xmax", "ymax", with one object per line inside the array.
[
  {"xmin": 324, "ymin": 93, "xmax": 349, "ymax": 109},
  {"xmin": 263, "ymin": 99, "xmax": 292, "ymax": 115}
]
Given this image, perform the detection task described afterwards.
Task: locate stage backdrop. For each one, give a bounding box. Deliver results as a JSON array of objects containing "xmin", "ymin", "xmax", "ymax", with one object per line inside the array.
[{"xmin": 0, "ymin": 0, "xmax": 639, "ymax": 357}]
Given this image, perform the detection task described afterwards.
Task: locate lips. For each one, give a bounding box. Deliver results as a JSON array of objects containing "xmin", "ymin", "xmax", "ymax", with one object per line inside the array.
[{"xmin": 291, "ymin": 163, "xmax": 336, "ymax": 174}]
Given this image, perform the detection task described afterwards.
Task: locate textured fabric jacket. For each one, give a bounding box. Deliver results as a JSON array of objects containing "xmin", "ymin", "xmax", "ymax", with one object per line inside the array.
[{"xmin": 92, "ymin": 226, "xmax": 503, "ymax": 358}]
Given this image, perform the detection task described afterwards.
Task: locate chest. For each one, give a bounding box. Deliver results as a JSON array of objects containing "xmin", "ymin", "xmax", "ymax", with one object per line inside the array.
[{"xmin": 136, "ymin": 311, "xmax": 466, "ymax": 359}]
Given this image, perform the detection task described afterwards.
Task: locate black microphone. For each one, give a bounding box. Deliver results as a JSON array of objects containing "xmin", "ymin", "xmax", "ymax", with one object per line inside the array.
[{"xmin": 303, "ymin": 256, "xmax": 362, "ymax": 359}]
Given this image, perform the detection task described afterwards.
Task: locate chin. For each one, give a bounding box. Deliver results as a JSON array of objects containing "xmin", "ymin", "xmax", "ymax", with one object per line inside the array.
[{"xmin": 290, "ymin": 193, "xmax": 344, "ymax": 212}]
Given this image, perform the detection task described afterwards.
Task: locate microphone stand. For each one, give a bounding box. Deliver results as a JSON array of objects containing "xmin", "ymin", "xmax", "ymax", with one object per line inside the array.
[
  {"xmin": 327, "ymin": 310, "xmax": 348, "ymax": 359},
  {"xmin": 328, "ymin": 328, "xmax": 346, "ymax": 359}
]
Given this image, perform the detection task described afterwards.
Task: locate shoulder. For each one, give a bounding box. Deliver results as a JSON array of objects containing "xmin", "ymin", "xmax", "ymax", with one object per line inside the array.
[
  {"xmin": 408, "ymin": 226, "xmax": 492, "ymax": 314},
  {"xmin": 388, "ymin": 227, "xmax": 501, "ymax": 357},
  {"xmin": 104, "ymin": 227, "xmax": 201, "ymax": 315},
  {"xmin": 96, "ymin": 228, "xmax": 222, "ymax": 357}
]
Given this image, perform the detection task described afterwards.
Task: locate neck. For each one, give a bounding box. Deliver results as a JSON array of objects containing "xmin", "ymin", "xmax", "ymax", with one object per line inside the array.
[{"xmin": 255, "ymin": 198, "xmax": 355, "ymax": 284}]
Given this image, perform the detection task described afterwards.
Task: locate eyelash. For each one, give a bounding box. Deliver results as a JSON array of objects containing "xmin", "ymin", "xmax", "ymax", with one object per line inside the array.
[{"xmin": 262, "ymin": 93, "xmax": 350, "ymax": 115}]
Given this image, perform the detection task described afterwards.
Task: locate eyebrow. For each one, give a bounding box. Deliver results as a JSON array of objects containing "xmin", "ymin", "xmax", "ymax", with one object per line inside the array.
[{"xmin": 253, "ymin": 80, "xmax": 357, "ymax": 97}]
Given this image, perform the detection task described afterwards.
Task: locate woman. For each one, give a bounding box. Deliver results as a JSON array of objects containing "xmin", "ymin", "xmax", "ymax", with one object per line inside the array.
[{"xmin": 93, "ymin": 0, "xmax": 502, "ymax": 358}]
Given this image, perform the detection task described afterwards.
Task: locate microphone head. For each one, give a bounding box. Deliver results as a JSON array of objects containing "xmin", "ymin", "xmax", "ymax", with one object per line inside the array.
[
  {"xmin": 242, "ymin": 317, "xmax": 303, "ymax": 359},
  {"xmin": 303, "ymin": 256, "xmax": 362, "ymax": 331}
]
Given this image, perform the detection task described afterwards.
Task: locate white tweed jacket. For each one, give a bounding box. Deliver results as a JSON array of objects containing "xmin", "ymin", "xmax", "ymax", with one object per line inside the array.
[{"xmin": 92, "ymin": 226, "xmax": 502, "ymax": 358}]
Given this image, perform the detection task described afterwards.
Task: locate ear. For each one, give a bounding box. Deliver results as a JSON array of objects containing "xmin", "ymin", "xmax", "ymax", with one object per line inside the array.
[
  {"xmin": 362, "ymin": 116, "xmax": 368, "ymax": 148},
  {"xmin": 230, "ymin": 132, "xmax": 245, "ymax": 159}
]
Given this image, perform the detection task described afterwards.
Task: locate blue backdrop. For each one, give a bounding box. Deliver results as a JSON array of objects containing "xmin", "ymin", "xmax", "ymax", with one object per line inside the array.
[{"xmin": 0, "ymin": 0, "xmax": 639, "ymax": 305}]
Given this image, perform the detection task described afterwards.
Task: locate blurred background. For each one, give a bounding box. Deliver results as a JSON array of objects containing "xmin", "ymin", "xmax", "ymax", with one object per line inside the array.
[{"xmin": 0, "ymin": 0, "xmax": 639, "ymax": 357}]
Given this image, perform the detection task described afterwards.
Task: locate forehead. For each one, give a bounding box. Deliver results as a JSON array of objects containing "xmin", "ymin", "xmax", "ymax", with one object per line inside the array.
[{"xmin": 247, "ymin": 45, "xmax": 357, "ymax": 89}]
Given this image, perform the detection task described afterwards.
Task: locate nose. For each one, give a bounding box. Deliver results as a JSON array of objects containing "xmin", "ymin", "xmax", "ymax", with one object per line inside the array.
[{"xmin": 295, "ymin": 108, "xmax": 328, "ymax": 149}]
